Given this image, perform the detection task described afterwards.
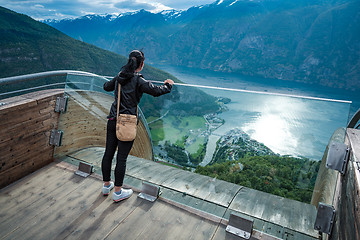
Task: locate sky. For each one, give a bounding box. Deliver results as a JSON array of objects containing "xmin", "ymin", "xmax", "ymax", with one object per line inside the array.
[{"xmin": 0, "ymin": 0, "xmax": 216, "ymax": 20}]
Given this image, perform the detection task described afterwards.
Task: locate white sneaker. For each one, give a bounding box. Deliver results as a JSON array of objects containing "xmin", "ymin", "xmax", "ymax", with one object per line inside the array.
[
  {"xmin": 102, "ymin": 181, "xmax": 114, "ymax": 196},
  {"xmin": 112, "ymin": 188, "xmax": 133, "ymax": 202}
]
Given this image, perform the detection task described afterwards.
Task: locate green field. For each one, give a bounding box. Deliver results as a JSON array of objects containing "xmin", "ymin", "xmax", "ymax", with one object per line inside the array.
[{"xmin": 148, "ymin": 114, "xmax": 207, "ymax": 156}]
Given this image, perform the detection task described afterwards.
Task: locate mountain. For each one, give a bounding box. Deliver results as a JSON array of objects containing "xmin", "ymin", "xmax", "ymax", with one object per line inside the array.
[
  {"xmin": 0, "ymin": 6, "xmax": 221, "ymax": 129},
  {"xmin": 45, "ymin": 0, "xmax": 360, "ymax": 91},
  {"xmin": 0, "ymin": 6, "xmax": 176, "ymax": 82}
]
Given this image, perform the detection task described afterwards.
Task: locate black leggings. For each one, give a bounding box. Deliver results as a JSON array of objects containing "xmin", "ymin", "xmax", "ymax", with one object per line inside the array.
[{"xmin": 101, "ymin": 120, "xmax": 134, "ymax": 187}]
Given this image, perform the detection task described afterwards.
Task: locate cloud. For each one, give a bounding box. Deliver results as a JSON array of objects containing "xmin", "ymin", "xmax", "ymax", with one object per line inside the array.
[
  {"xmin": 114, "ymin": 0, "xmax": 156, "ymax": 11},
  {"xmin": 155, "ymin": 0, "xmax": 214, "ymax": 9},
  {"xmin": 0, "ymin": 0, "xmax": 91, "ymax": 19},
  {"xmin": 0, "ymin": 0, "xmax": 215, "ymax": 20}
]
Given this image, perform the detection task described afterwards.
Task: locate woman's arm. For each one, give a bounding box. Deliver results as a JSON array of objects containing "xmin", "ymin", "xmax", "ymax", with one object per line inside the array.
[
  {"xmin": 103, "ymin": 75, "xmax": 118, "ymax": 92},
  {"xmin": 138, "ymin": 77, "xmax": 173, "ymax": 97}
]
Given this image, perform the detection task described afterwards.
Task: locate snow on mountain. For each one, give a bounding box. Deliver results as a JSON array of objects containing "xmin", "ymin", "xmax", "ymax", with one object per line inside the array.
[
  {"xmin": 229, "ymin": 0, "xmax": 240, "ymax": 6},
  {"xmin": 160, "ymin": 9, "xmax": 183, "ymax": 20},
  {"xmin": 43, "ymin": 0, "xmax": 360, "ymax": 91}
]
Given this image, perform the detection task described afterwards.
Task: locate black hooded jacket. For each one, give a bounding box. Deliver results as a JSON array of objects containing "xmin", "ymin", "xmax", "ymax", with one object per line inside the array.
[{"xmin": 104, "ymin": 72, "xmax": 172, "ymax": 119}]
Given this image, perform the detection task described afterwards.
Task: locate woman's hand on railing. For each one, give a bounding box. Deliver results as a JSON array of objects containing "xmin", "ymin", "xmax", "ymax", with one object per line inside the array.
[{"xmin": 164, "ymin": 79, "xmax": 174, "ymax": 86}]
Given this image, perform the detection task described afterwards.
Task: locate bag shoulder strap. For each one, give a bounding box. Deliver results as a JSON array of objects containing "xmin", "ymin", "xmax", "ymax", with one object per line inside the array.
[
  {"xmin": 117, "ymin": 83, "xmax": 121, "ymax": 118},
  {"xmin": 116, "ymin": 81, "xmax": 138, "ymax": 119}
]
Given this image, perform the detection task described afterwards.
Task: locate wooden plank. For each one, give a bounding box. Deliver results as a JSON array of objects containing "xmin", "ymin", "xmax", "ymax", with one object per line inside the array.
[
  {"xmin": 1, "ymin": 143, "xmax": 53, "ymax": 174},
  {"xmin": 105, "ymin": 199, "xmax": 172, "ymax": 240},
  {"xmin": 106, "ymin": 199, "xmax": 218, "ymax": 240},
  {"xmin": 60, "ymin": 192, "xmax": 141, "ymax": 240},
  {"xmin": 42, "ymin": 116, "xmax": 59, "ymax": 129},
  {"xmin": 0, "ymin": 100, "xmax": 54, "ymax": 128},
  {"xmin": 0, "ymin": 89, "xmax": 62, "ymax": 114},
  {"xmin": 1, "ymin": 143, "xmax": 53, "ymax": 172},
  {"xmin": 0, "ymin": 112, "xmax": 55, "ymax": 138},
  {"xmin": 0, "ymin": 126, "xmax": 50, "ymax": 154},
  {"xmin": 0, "ymin": 167, "xmax": 83, "ymax": 238},
  {"xmin": 0, "ymin": 154, "xmax": 54, "ymax": 189},
  {"xmin": 229, "ymin": 187, "xmax": 318, "ymax": 238},
  {"xmin": 1, "ymin": 127, "xmax": 51, "ymax": 155},
  {"xmin": 39, "ymin": 101, "xmax": 57, "ymax": 115},
  {"xmin": 0, "ymin": 90, "xmax": 62, "ymax": 188},
  {"xmin": 60, "ymin": 124, "xmax": 106, "ymax": 139},
  {"xmin": 0, "ymin": 146, "xmax": 53, "ymax": 177},
  {"xmin": 0, "ymin": 95, "xmax": 27, "ymax": 110},
  {"xmin": 0, "ymin": 150, "xmax": 54, "ymax": 189},
  {"xmin": 0, "ymin": 163, "xmax": 60, "ymax": 209},
  {"xmin": 0, "ymin": 98, "xmax": 37, "ymax": 115},
  {"xmin": 22, "ymin": 89, "xmax": 63, "ymax": 102},
  {"xmin": 0, "ymin": 132, "xmax": 52, "ymax": 169},
  {"xmin": 159, "ymin": 189, "xmax": 226, "ymax": 224},
  {"xmin": 140, "ymin": 202, "xmax": 218, "ymax": 240},
  {"xmin": 0, "ymin": 99, "xmax": 58, "ymax": 146},
  {"xmin": 0, "ymin": 111, "xmax": 53, "ymax": 138},
  {"xmin": 4, "ymin": 177, "xmax": 99, "ymax": 240}
]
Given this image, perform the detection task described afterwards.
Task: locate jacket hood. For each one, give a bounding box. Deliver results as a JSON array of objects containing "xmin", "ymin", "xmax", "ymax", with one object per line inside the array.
[
  {"xmin": 118, "ymin": 71, "xmax": 143, "ymax": 85},
  {"xmin": 117, "ymin": 71, "xmax": 133, "ymax": 85}
]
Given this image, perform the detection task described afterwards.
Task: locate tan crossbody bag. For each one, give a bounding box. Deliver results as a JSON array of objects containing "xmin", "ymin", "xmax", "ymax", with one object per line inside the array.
[{"xmin": 116, "ymin": 83, "xmax": 138, "ymax": 141}]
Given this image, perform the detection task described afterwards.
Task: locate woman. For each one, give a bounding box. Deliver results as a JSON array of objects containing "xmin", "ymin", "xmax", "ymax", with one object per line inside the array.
[{"xmin": 101, "ymin": 50, "xmax": 173, "ymax": 202}]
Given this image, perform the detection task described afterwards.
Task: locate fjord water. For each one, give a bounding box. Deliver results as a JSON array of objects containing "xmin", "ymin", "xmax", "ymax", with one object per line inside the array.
[{"xmin": 155, "ymin": 65, "xmax": 355, "ymax": 161}]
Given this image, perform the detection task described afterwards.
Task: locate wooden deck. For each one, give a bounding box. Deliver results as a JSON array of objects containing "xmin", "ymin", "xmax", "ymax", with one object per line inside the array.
[
  {"xmin": 54, "ymin": 147, "xmax": 318, "ymax": 240},
  {"xmin": 0, "ymin": 161, "xmax": 240, "ymax": 240},
  {"xmin": 0, "ymin": 89, "xmax": 63, "ymax": 188}
]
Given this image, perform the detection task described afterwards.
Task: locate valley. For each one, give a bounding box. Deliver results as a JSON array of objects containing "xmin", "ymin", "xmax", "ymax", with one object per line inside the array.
[{"xmin": 45, "ymin": 0, "xmax": 360, "ymax": 91}]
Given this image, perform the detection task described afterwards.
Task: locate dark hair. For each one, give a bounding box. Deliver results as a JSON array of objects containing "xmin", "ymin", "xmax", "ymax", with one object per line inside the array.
[{"xmin": 120, "ymin": 50, "xmax": 145, "ymax": 78}]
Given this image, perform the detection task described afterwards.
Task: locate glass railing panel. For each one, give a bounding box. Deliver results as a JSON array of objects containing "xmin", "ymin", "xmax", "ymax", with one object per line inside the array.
[
  {"xmin": 53, "ymin": 73, "xmax": 351, "ymax": 204},
  {"xmin": 53, "ymin": 73, "xmax": 112, "ymax": 159},
  {"xmin": 54, "ymin": 73, "xmax": 153, "ymax": 168},
  {"xmin": 140, "ymin": 83, "xmax": 351, "ymax": 203},
  {"xmin": 0, "ymin": 75, "xmax": 66, "ymax": 100}
]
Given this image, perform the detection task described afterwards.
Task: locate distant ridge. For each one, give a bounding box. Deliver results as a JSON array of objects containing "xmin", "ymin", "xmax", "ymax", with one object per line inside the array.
[
  {"xmin": 0, "ymin": 6, "xmax": 175, "ymax": 82},
  {"xmin": 45, "ymin": 0, "xmax": 360, "ymax": 91}
]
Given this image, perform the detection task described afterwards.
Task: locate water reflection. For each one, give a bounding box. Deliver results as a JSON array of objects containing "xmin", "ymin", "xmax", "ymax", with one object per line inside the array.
[{"xmin": 202, "ymin": 89, "xmax": 350, "ymax": 160}]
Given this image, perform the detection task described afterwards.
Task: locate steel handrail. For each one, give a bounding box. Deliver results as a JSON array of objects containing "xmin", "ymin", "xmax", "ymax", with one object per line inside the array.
[
  {"xmin": 1, "ymin": 70, "xmax": 352, "ymax": 103},
  {"xmin": 0, "ymin": 70, "xmax": 104, "ymax": 86}
]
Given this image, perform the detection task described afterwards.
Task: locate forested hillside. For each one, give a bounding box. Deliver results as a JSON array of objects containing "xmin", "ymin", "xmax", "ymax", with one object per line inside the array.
[
  {"xmin": 46, "ymin": 0, "xmax": 360, "ymax": 90},
  {"xmin": 196, "ymin": 155, "xmax": 321, "ymax": 203},
  {"xmin": 0, "ymin": 6, "xmax": 175, "ymax": 82}
]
